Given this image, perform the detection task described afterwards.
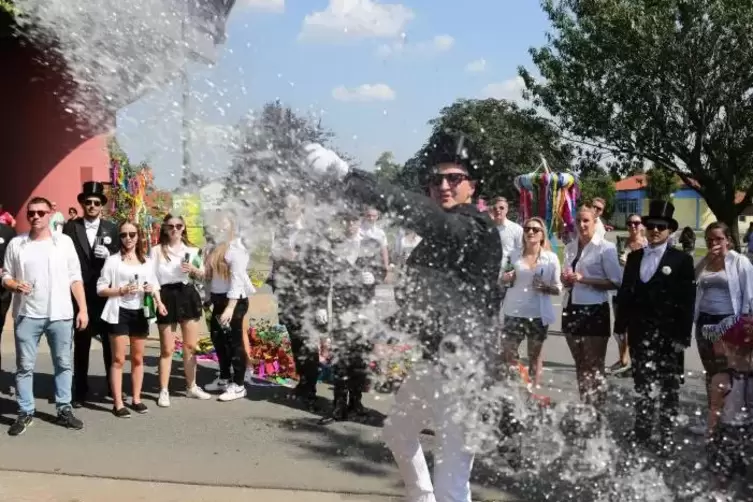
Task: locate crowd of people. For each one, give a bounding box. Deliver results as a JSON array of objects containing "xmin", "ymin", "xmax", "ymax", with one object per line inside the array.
[{"xmin": 0, "ymin": 134, "xmax": 752, "ymax": 501}]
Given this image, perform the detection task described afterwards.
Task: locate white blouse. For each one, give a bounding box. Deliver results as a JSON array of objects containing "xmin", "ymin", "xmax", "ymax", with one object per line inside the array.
[
  {"xmin": 563, "ymin": 233, "xmax": 622, "ymax": 306},
  {"xmin": 208, "ymin": 238, "xmax": 255, "ymax": 299},
  {"xmin": 502, "ymin": 249, "xmax": 563, "ymax": 326},
  {"xmin": 97, "ymin": 253, "xmax": 160, "ymax": 324},
  {"xmin": 150, "ymin": 244, "xmax": 203, "ymax": 286}
]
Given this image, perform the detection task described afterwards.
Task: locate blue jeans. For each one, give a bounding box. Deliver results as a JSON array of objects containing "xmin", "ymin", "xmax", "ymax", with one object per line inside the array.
[{"xmin": 14, "ymin": 316, "xmax": 73, "ymax": 415}]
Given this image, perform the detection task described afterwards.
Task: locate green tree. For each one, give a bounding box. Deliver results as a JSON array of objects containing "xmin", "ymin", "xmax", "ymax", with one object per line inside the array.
[
  {"xmin": 521, "ymin": 0, "xmax": 753, "ymax": 243},
  {"xmin": 404, "ymin": 98, "xmax": 573, "ymax": 201},
  {"xmin": 578, "ymin": 170, "xmax": 616, "ymax": 220},
  {"xmin": 645, "ymin": 165, "xmax": 677, "ymax": 200},
  {"xmin": 374, "ymin": 151, "xmax": 403, "ymax": 183}
]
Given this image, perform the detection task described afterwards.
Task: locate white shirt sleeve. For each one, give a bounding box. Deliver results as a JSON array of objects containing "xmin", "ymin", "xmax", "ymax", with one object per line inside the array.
[
  {"xmin": 601, "ymin": 243, "xmax": 623, "ymax": 287},
  {"xmin": 97, "ymin": 255, "xmax": 115, "ymax": 293},
  {"xmin": 65, "ymin": 238, "xmax": 83, "ymax": 284},
  {"xmin": 146, "ymin": 258, "xmax": 161, "ymax": 291},
  {"xmin": 549, "ymin": 252, "xmax": 563, "ymax": 294},
  {"xmin": 226, "ymin": 243, "xmax": 251, "ymax": 299},
  {"xmin": 1, "ymin": 239, "xmax": 17, "ymax": 286}
]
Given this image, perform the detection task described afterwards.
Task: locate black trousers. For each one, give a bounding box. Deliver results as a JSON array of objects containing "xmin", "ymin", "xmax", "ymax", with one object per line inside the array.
[
  {"xmin": 332, "ymin": 338, "xmax": 370, "ymax": 413},
  {"xmin": 0, "ymin": 290, "xmax": 11, "ymax": 371},
  {"xmin": 281, "ymin": 309, "xmax": 319, "ymax": 399},
  {"xmin": 73, "ymin": 297, "xmax": 111, "ymax": 401},
  {"xmin": 209, "ymin": 294, "xmax": 249, "ymax": 386},
  {"xmin": 630, "ymin": 334, "xmax": 683, "ymax": 443}
]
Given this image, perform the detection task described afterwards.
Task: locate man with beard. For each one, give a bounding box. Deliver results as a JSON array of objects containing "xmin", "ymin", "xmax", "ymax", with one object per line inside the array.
[
  {"xmin": 614, "ymin": 200, "xmax": 695, "ymax": 454},
  {"xmin": 63, "ymin": 182, "xmax": 120, "ymax": 407},
  {"xmin": 303, "ymin": 133, "xmax": 502, "ymax": 502}
]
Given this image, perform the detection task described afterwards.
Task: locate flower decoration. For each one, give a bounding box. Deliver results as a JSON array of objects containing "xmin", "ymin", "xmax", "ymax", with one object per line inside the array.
[{"xmin": 661, "ymin": 266, "xmax": 672, "ymax": 275}]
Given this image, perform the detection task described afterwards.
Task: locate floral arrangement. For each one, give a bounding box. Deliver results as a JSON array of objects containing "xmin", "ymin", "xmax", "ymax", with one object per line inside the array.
[
  {"xmin": 369, "ymin": 342, "xmax": 418, "ymax": 392},
  {"xmin": 247, "ymin": 320, "xmax": 296, "ymax": 381}
]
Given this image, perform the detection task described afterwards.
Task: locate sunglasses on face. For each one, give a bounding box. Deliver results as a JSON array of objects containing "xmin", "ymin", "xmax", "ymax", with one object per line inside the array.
[
  {"xmin": 166, "ymin": 223, "xmax": 184, "ymax": 231},
  {"xmin": 644, "ymin": 223, "xmax": 668, "ymax": 232},
  {"xmin": 593, "ymin": 206, "xmax": 604, "ymax": 212},
  {"xmin": 84, "ymin": 199, "xmax": 102, "ymax": 207},
  {"xmin": 524, "ymin": 226, "xmax": 543, "ymax": 234},
  {"xmin": 119, "ymin": 232, "xmax": 137, "ymax": 239},
  {"xmin": 627, "ymin": 221, "xmax": 642, "ymax": 227},
  {"xmin": 429, "ymin": 173, "xmax": 469, "ymax": 187},
  {"xmin": 27, "ymin": 210, "xmax": 48, "ymax": 218}
]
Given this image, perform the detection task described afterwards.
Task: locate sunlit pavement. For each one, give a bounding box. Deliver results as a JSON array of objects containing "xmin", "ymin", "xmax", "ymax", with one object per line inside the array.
[{"xmin": 0, "ymin": 284, "xmax": 715, "ymax": 501}]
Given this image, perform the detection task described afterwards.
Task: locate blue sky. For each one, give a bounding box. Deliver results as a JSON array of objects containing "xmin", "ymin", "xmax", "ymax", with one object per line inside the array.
[{"xmin": 117, "ymin": 0, "xmax": 551, "ymax": 189}]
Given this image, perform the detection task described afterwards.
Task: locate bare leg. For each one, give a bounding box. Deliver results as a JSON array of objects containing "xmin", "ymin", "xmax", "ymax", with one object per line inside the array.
[
  {"xmin": 180, "ymin": 320, "xmax": 200, "ymax": 388},
  {"xmin": 157, "ymin": 324, "xmax": 176, "ymax": 391},
  {"xmin": 110, "ymin": 335, "xmax": 127, "ymax": 410},
  {"xmin": 130, "ymin": 336, "xmax": 146, "ymax": 404},
  {"xmin": 527, "ymin": 337, "xmax": 545, "ymax": 388}
]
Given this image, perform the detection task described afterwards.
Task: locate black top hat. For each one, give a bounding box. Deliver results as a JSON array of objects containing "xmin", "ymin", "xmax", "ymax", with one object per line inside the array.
[
  {"xmin": 642, "ymin": 200, "xmax": 678, "ymax": 232},
  {"xmin": 424, "ymin": 130, "xmax": 481, "ymax": 178},
  {"xmin": 77, "ymin": 181, "xmax": 108, "ymax": 205}
]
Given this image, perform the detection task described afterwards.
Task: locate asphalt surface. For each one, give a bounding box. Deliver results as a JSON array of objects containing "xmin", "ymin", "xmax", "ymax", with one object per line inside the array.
[{"xmin": 0, "ymin": 285, "xmax": 725, "ymax": 502}]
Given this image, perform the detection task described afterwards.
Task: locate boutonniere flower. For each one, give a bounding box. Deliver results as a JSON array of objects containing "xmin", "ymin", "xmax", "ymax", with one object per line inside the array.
[
  {"xmin": 0, "ymin": 237, "xmax": 4, "ymax": 244},
  {"xmin": 103, "ymin": 236, "xmax": 112, "ymax": 245},
  {"xmin": 661, "ymin": 266, "xmax": 672, "ymax": 275}
]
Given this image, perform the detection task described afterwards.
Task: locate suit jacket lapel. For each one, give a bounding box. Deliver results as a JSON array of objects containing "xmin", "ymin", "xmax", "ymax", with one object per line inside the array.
[
  {"xmin": 649, "ymin": 247, "xmax": 673, "ymax": 282},
  {"xmin": 75, "ymin": 219, "xmax": 93, "ymax": 260}
]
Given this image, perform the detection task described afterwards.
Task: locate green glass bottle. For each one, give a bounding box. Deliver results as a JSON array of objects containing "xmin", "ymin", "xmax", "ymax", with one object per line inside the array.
[{"xmin": 143, "ymin": 283, "xmax": 156, "ymax": 320}]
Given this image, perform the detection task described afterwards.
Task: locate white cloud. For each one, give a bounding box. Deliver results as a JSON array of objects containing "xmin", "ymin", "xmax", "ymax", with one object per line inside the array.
[
  {"xmin": 465, "ymin": 58, "xmax": 487, "ymax": 73},
  {"xmin": 300, "ymin": 0, "xmax": 414, "ymax": 41},
  {"xmin": 375, "ymin": 34, "xmax": 454, "ymax": 58},
  {"xmin": 332, "ymin": 83, "xmax": 396, "ymax": 102},
  {"xmin": 481, "ymin": 76, "xmax": 526, "ymax": 104},
  {"xmin": 237, "ymin": 0, "xmax": 284, "ymax": 12}
]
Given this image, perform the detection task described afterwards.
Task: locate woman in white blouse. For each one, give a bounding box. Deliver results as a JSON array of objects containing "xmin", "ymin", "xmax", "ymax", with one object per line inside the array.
[
  {"xmin": 500, "ymin": 217, "xmax": 562, "ymax": 388},
  {"xmin": 151, "ymin": 214, "xmax": 211, "ymax": 408},
  {"xmin": 97, "ymin": 221, "xmax": 165, "ymax": 418},
  {"xmin": 561, "ymin": 206, "xmax": 622, "ymax": 408},
  {"xmin": 203, "ymin": 213, "xmax": 255, "ymax": 402}
]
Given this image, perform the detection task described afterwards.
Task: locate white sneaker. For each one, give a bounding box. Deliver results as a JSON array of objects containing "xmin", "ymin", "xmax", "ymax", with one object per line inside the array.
[
  {"xmin": 186, "ymin": 385, "xmax": 211, "ymax": 400},
  {"xmin": 218, "ymin": 383, "xmax": 247, "ymax": 402},
  {"xmin": 157, "ymin": 389, "xmax": 170, "ymax": 408},
  {"xmin": 205, "ymin": 378, "xmax": 229, "ymax": 393}
]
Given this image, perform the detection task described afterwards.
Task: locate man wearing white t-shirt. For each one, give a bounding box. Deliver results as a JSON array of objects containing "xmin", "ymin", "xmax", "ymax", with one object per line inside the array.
[
  {"xmin": 489, "ymin": 196, "xmax": 523, "ymax": 265},
  {"xmin": 360, "ymin": 206, "xmax": 390, "ymax": 277},
  {"xmin": 1, "ymin": 197, "xmax": 88, "ymax": 436}
]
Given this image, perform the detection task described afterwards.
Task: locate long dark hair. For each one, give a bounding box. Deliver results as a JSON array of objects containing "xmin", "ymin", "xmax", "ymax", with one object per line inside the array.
[
  {"xmin": 159, "ymin": 213, "xmax": 192, "ymax": 261},
  {"xmin": 118, "ymin": 220, "xmax": 146, "ymax": 264}
]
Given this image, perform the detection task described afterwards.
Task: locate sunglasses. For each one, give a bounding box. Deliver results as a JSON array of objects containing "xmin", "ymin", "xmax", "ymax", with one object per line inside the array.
[
  {"xmin": 593, "ymin": 206, "xmax": 604, "ymax": 211},
  {"xmin": 627, "ymin": 221, "xmax": 642, "ymax": 227},
  {"xmin": 429, "ymin": 173, "xmax": 469, "ymax": 187},
  {"xmin": 27, "ymin": 210, "xmax": 48, "ymax": 218},
  {"xmin": 644, "ymin": 223, "xmax": 668, "ymax": 232},
  {"xmin": 524, "ymin": 226, "xmax": 543, "ymax": 234},
  {"xmin": 119, "ymin": 232, "xmax": 137, "ymax": 239},
  {"xmin": 84, "ymin": 199, "xmax": 102, "ymax": 207},
  {"xmin": 166, "ymin": 223, "xmax": 184, "ymax": 231}
]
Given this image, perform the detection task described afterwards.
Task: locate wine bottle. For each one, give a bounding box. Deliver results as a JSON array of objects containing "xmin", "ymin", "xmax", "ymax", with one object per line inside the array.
[
  {"xmin": 184, "ymin": 252, "xmax": 190, "ymax": 264},
  {"xmin": 143, "ymin": 283, "xmax": 156, "ymax": 319}
]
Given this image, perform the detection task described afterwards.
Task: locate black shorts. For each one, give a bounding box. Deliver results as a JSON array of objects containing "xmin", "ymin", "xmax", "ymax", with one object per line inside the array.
[
  {"xmin": 157, "ymin": 283, "xmax": 202, "ymax": 325},
  {"xmin": 503, "ymin": 316, "xmax": 548, "ymax": 344},
  {"xmin": 562, "ymin": 301, "xmax": 611, "ymax": 337},
  {"xmin": 110, "ymin": 308, "xmax": 149, "ymax": 335}
]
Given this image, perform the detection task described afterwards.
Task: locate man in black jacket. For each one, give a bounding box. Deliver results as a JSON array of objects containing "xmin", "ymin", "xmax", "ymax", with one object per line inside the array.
[
  {"xmin": 0, "ymin": 222, "xmax": 17, "ymax": 374},
  {"xmin": 303, "ymin": 133, "xmax": 502, "ymax": 502},
  {"xmin": 614, "ymin": 200, "xmax": 695, "ymax": 454},
  {"xmin": 63, "ymin": 182, "xmax": 120, "ymax": 406}
]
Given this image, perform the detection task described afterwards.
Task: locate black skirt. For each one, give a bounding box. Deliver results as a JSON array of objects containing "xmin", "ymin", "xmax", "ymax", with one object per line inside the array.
[
  {"xmin": 110, "ymin": 308, "xmax": 150, "ymax": 336},
  {"xmin": 157, "ymin": 283, "xmax": 203, "ymax": 324},
  {"xmin": 562, "ymin": 299, "xmax": 611, "ymax": 337}
]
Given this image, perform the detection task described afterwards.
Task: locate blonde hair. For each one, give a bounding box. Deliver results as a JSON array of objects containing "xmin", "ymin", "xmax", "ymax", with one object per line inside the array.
[
  {"xmin": 577, "ymin": 205, "xmax": 596, "ymax": 218},
  {"xmin": 521, "ymin": 217, "xmax": 551, "ymax": 252},
  {"xmin": 204, "ymin": 213, "xmax": 236, "ymax": 282}
]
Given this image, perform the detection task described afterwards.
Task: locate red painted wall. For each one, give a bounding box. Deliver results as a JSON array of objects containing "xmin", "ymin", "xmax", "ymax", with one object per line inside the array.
[{"xmin": 0, "ymin": 36, "xmax": 111, "ymax": 232}]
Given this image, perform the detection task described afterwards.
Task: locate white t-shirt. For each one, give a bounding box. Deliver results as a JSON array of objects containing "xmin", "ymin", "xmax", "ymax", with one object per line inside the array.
[
  {"xmin": 503, "ymin": 257, "xmax": 544, "ymax": 320},
  {"xmin": 497, "ymin": 220, "xmax": 524, "ymax": 261},
  {"xmin": 360, "ymin": 224, "xmax": 388, "ymax": 248},
  {"xmin": 151, "ymin": 244, "xmax": 202, "ymax": 285},
  {"xmin": 20, "ymin": 239, "xmax": 55, "ymax": 318},
  {"xmin": 116, "ymin": 260, "xmax": 154, "ymax": 310}
]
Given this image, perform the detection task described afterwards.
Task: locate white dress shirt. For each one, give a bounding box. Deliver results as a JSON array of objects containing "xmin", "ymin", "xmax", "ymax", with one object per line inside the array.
[
  {"xmin": 97, "ymin": 253, "xmax": 160, "ymax": 324},
  {"xmin": 209, "ymin": 238, "xmax": 255, "ymax": 299},
  {"xmin": 563, "ymin": 233, "xmax": 622, "ymax": 305},
  {"xmin": 150, "ymin": 244, "xmax": 203, "ymax": 285},
  {"xmin": 595, "ymin": 217, "xmax": 606, "ymax": 239},
  {"xmin": 497, "ymin": 219, "xmax": 524, "ymax": 261},
  {"xmin": 84, "ymin": 217, "xmax": 100, "ymax": 247},
  {"xmin": 502, "ymin": 249, "xmax": 563, "ymax": 325},
  {"xmin": 639, "ymin": 241, "xmax": 668, "ymax": 283},
  {"xmin": 1, "ymin": 233, "xmax": 83, "ymax": 321}
]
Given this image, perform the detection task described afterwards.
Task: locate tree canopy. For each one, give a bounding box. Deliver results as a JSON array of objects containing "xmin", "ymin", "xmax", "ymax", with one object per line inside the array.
[
  {"xmin": 521, "ymin": 0, "xmax": 753, "ymax": 238},
  {"xmin": 645, "ymin": 165, "xmax": 677, "ymax": 201},
  {"xmin": 403, "ymin": 98, "xmax": 574, "ymax": 201},
  {"xmin": 373, "ymin": 151, "xmax": 403, "ymax": 184}
]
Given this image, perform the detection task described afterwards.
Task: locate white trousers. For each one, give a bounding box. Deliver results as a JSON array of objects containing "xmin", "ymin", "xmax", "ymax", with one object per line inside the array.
[{"xmin": 383, "ymin": 363, "xmax": 475, "ymax": 502}]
